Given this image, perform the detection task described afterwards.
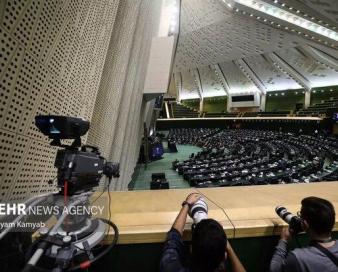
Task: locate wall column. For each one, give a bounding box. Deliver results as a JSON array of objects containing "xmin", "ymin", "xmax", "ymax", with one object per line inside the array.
[
  {"xmin": 260, "ymin": 93, "xmax": 266, "ymax": 111},
  {"xmin": 227, "ymin": 96, "xmax": 232, "ymax": 112},
  {"xmin": 199, "ymin": 97, "xmax": 204, "ymax": 114},
  {"xmin": 305, "ymin": 90, "xmax": 311, "ymax": 109}
]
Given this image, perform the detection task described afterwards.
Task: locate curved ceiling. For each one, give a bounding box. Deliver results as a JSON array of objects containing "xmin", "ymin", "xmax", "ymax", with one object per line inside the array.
[{"xmin": 173, "ymin": 0, "xmax": 338, "ymax": 99}]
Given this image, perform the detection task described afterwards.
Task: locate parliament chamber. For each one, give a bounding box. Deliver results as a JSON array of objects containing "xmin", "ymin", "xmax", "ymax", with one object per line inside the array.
[{"xmin": 1, "ymin": 0, "xmax": 338, "ymax": 272}]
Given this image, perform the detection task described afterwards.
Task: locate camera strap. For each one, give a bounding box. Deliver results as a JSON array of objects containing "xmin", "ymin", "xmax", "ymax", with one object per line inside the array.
[{"xmin": 312, "ymin": 242, "xmax": 338, "ymax": 267}]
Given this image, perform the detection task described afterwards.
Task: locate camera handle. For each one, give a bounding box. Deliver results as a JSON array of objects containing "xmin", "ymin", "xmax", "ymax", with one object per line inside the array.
[{"xmin": 81, "ymin": 145, "xmax": 99, "ymax": 153}]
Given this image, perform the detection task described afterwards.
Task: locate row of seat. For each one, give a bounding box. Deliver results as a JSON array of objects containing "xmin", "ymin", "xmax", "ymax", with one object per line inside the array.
[
  {"xmin": 171, "ymin": 103, "xmax": 199, "ymax": 118},
  {"xmin": 194, "ymin": 111, "xmax": 290, "ymax": 118},
  {"xmin": 170, "ymin": 129, "xmax": 338, "ymax": 188},
  {"xmin": 167, "ymin": 128, "xmax": 221, "ymax": 145},
  {"xmin": 297, "ymin": 97, "xmax": 338, "ymax": 117}
]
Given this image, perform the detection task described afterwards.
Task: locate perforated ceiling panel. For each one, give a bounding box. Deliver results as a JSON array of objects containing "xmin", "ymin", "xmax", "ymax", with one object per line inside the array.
[
  {"xmin": 180, "ymin": 0, "xmax": 230, "ymax": 33},
  {"xmin": 243, "ymin": 54, "xmax": 302, "ymax": 91},
  {"xmin": 300, "ymin": 0, "xmax": 338, "ymax": 24},
  {"xmin": 219, "ymin": 61, "xmax": 258, "ymax": 93},
  {"xmin": 199, "ymin": 66, "xmax": 226, "ymax": 97},
  {"xmin": 179, "ymin": 70, "xmax": 200, "ymax": 100},
  {"xmin": 174, "ymin": 0, "xmax": 338, "ymax": 99},
  {"xmin": 0, "ymin": 0, "xmax": 119, "ymax": 202},
  {"xmin": 174, "ymin": 0, "xmax": 307, "ymax": 72},
  {"xmin": 276, "ymin": 47, "xmax": 338, "ymax": 88}
]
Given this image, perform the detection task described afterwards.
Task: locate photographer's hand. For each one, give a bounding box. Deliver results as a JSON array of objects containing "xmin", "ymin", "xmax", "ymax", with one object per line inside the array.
[
  {"xmin": 280, "ymin": 227, "xmax": 293, "ymax": 242},
  {"xmin": 172, "ymin": 193, "xmax": 201, "ymax": 236},
  {"xmin": 186, "ymin": 193, "xmax": 201, "ymax": 205}
]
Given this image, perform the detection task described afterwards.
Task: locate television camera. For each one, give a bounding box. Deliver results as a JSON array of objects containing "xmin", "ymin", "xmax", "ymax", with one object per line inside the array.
[
  {"xmin": 0, "ymin": 115, "xmax": 120, "ymax": 272},
  {"xmin": 35, "ymin": 115, "xmax": 120, "ymax": 195}
]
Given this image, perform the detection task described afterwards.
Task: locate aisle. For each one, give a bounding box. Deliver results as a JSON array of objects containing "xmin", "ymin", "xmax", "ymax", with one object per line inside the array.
[{"xmin": 130, "ymin": 144, "xmax": 202, "ymax": 190}]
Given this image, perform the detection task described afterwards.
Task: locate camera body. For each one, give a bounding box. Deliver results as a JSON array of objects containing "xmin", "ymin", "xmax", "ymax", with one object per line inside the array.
[{"xmin": 55, "ymin": 147, "xmax": 105, "ymax": 195}]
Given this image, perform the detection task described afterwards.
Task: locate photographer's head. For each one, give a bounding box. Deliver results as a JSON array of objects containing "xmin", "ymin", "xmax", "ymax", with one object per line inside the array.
[
  {"xmin": 191, "ymin": 219, "xmax": 227, "ymax": 272},
  {"xmin": 300, "ymin": 196, "xmax": 335, "ymax": 237}
]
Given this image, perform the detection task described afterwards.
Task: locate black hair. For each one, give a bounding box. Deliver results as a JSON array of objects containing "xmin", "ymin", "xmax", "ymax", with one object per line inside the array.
[
  {"xmin": 301, "ymin": 196, "xmax": 335, "ymax": 236},
  {"xmin": 191, "ymin": 218, "xmax": 227, "ymax": 272}
]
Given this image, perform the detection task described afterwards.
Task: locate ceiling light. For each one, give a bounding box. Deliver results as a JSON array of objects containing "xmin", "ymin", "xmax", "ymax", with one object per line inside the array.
[{"xmin": 234, "ymin": 0, "xmax": 338, "ymax": 41}]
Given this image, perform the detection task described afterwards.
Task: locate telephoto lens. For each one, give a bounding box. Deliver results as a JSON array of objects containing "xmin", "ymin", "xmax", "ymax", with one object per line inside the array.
[
  {"xmin": 275, "ymin": 206, "xmax": 304, "ymax": 234},
  {"xmin": 189, "ymin": 198, "xmax": 208, "ymax": 224}
]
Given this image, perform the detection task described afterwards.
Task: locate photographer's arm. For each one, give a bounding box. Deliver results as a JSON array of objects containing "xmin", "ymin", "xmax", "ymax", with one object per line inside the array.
[
  {"xmin": 270, "ymin": 227, "xmax": 298, "ymax": 272},
  {"xmin": 172, "ymin": 205, "xmax": 190, "ymax": 236},
  {"xmin": 227, "ymin": 242, "xmax": 246, "ymax": 272},
  {"xmin": 160, "ymin": 194, "xmax": 201, "ymax": 272},
  {"xmin": 172, "ymin": 193, "xmax": 201, "ymax": 235}
]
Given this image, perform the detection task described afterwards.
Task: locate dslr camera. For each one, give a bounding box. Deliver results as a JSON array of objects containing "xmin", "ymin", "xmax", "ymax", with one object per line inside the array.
[{"xmin": 275, "ymin": 206, "xmax": 304, "ymax": 234}]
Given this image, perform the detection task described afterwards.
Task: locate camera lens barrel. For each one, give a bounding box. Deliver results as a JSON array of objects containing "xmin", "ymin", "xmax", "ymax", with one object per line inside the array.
[
  {"xmin": 275, "ymin": 206, "xmax": 294, "ymax": 224},
  {"xmin": 189, "ymin": 198, "xmax": 208, "ymax": 224},
  {"xmin": 275, "ymin": 205, "xmax": 304, "ymax": 234}
]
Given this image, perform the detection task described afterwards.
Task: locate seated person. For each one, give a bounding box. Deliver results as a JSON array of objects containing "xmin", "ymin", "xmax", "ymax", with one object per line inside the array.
[
  {"xmin": 160, "ymin": 193, "xmax": 246, "ymax": 272},
  {"xmin": 270, "ymin": 196, "xmax": 338, "ymax": 272}
]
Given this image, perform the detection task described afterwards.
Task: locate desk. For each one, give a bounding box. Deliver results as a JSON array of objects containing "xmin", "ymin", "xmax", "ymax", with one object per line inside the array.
[
  {"xmin": 97, "ymin": 188, "xmax": 233, "ymax": 244},
  {"xmin": 198, "ymin": 182, "xmax": 338, "ymax": 238},
  {"xmin": 98, "ymin": 182, "xmax": 338, "ymax": 244}
]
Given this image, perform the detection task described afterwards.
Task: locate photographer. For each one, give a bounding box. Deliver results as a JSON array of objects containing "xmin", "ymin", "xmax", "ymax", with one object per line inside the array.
[
  {"xmin": 160, "ymin": 193, "xmax": 246, "ymax": 272},
  {"xmin": 270, "ymin": 196, "xmax": 338, "ymax": 272}
]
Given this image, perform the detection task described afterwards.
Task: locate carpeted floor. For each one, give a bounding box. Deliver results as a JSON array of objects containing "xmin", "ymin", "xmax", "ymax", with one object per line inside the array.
[{"xmin": 129, "ymin": 144, "xmax": 201, "ymax": 190}]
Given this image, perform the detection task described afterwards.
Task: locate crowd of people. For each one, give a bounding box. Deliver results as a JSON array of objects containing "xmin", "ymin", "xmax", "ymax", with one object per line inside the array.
[{"xmin": 170, "ymin": 128, "xmax": 338, "ymax": 187}]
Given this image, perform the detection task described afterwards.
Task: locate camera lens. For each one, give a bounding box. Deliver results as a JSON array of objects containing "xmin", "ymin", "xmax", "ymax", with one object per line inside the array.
[{"xmin": 189, "ymin": 198, "xmax": 208, "ymax": 224}]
